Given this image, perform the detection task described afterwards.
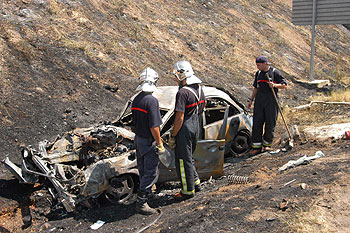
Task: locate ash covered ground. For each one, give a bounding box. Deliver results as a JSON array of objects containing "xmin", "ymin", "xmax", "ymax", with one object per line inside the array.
[{"xmin": 1, "ymin": 0, "xmax": 350, "ymax": 232}]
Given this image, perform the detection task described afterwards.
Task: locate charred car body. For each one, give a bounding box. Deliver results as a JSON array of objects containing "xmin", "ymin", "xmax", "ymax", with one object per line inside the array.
[{"xmin": 2, "ymin": 85, "xmax": 252, "ymax": 211}]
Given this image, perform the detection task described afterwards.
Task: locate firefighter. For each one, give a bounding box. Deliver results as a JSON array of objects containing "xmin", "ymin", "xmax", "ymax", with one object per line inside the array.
[
  {"xmin": 247, "ymin": 56, "xmax": 287, "ymax": 156},
  {"xmin": 132, "ymin": 67, "xmax": 164, "ymax": 215},
  {"xmin": 168, "ymin": 60, "xmax": 206, "ymax": 201}
]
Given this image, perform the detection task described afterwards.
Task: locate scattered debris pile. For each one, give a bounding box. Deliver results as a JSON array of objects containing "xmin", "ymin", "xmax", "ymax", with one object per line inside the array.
[{"xmin": 2, "ymin": 125, "xmax": 138, "ymax": 212}]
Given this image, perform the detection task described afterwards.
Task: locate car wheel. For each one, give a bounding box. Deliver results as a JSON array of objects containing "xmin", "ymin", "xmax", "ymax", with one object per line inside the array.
[
  {"xmin": 104, "ymin": 174, "xmax": 135, "ymax": 205},
  {"xmin": 231, "ymin": 132, "xmax": 250, "ymax": 154}
]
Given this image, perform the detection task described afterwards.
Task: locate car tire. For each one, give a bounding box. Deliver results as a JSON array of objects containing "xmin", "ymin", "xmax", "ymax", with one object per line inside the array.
[
  {"xmin": 231, "ymin": 132, "xmax": 251, "ymax": 154},
  {"xmin": 104, "ymin": 174, "xmax": 135, "ymax": 205}
]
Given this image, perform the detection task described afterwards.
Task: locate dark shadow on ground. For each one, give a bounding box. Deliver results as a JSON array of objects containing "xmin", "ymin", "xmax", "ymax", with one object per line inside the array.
[
  {"xmin": 0, "ymin": 178, "xmax": 36, "ymax": 229},
  {"xmin": 0, "ymin": 178, "xmax": 35, "ymax": 200},
  {"xmin": 0, "ymin": 226, "xmax": 11, "ymax": 233}
]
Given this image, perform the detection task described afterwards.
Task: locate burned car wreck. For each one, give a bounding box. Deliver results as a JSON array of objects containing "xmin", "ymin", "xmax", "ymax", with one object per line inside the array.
[{"xmin": 2, "ymin": 85, "xmax": 252, "ymax": 212}]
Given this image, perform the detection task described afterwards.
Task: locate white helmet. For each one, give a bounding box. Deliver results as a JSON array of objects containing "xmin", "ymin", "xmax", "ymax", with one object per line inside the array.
[
  {"xmin": 172, "ymin": 61, "xmax": 201, "ymax": 85},
  {"xmin": 136, "ymin": 67, "xmax": 159, "ymax": 92}
]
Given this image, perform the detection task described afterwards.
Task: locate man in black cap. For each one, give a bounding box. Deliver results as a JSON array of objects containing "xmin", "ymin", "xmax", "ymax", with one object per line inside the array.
[{"xmin": 247, "ymin": 56, "xmax": 287, "ymax": 155}]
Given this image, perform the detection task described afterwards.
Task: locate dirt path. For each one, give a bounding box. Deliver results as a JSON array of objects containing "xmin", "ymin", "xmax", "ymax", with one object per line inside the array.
[{"xmin": 283, "ymin": 152, "xmax": 350, "ymax": 233}]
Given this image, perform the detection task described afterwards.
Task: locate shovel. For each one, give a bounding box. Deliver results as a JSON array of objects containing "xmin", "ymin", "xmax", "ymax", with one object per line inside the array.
[{"xmin": 266, "ymin": 73, "xmax": 294, "ymax": 151}]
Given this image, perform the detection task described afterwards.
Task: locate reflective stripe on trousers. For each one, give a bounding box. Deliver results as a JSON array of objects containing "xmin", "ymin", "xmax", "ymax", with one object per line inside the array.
[{"xmin": 175, "ymin": 114, "xmax": 200, "ymax": 195}]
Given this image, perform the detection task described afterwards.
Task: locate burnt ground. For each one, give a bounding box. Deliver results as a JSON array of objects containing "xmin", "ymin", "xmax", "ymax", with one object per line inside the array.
[
  {"xmin": 0, "ymin": 129, "xmax": 349, "ymax": 232},
  {"xmin": 1, "ymin": 0, "xmax": 350, "ymax": 232},
  {"xmin": 1, "ymin": 0, "xmax": 350, "ymax": 168}
]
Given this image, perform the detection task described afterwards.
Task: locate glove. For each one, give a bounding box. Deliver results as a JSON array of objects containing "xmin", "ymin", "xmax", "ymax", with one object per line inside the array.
[
  {"xmin": 167, "ymin": 135, "xmax": 176, "ymax": 150},
  {"xmin": 155, "ymin": 143, "xmax": 165, "ymax": 155}
]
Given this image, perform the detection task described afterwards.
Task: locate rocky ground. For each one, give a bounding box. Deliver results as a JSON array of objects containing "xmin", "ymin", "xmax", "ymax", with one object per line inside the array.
[{"xmin": 1, "ymin": 0, "xmax": 350, "ymax": 232}]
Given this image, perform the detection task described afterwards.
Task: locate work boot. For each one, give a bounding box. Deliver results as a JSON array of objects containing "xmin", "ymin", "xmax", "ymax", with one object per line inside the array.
[
  {"xmin": 135, "ymin": 191, "xmax": 157, "ymax": 215},
  {"xmin": 246, "ymin": 148, "xmax": 261, "ymax": 156},
  {"xmin": 174, "ymin": 192, "xmax": 194, "ymax": 202},
  {"xmin": 195, "ymin": 184, "xmax": 201, "ymax": 193}
]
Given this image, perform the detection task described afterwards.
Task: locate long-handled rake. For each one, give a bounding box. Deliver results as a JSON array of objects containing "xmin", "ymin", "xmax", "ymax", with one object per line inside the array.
[{"xmin": 266, "ymin": 73, "xmax": 294, "ymax": 151}]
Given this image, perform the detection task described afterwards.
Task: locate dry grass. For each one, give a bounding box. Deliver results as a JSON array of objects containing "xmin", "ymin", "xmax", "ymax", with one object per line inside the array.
[
  {"xmin": 310, "ymin": 90, "xmax": 350, "ymax": 102},
  {"xmin": 282, "ymin": 204, "xmax": 335, "ymax": 233},
  {"xmin": 284, "ymin": 106, "xmax": 350, "ymax": 128},
  {"xmin": 3, "ymin": 0, "xmax": 350, "ymax": 84},
  {"xmin": 280, "ymin": 90, "xmax": 350, "ymax": 130}
]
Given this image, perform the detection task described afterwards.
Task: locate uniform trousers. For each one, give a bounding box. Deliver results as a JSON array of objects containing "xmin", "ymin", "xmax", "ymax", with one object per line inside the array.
[
  {"xmin": 252, "ymin": 91, "xmax": 279, "ymax": 148},
  {"xmin": 175, "ymin": 114, "xmax": 200, "ymax": 195},
  {"xmin": 135, "ymin": 135, "xmax": 160, "ymax": 192}
]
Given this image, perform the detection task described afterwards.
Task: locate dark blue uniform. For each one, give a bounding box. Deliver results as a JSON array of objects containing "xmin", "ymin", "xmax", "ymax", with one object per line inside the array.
[
  {"xmin": 252, "ymin": 67, "xmax": 287, "ymax": 149},
  {"xmin": 132, "ymin": 92, "xmax": 162, "ymax": 192},
  {"xmin": 174, "ymin": 84, "xmax": 205, "ymax": 195}
]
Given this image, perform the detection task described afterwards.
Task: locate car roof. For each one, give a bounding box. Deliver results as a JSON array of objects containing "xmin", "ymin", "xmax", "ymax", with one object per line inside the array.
[
  {"xmin": 114, "ymin": 85, "xmax": 244, "ymax": 124},
  {"xmin": 152, "ymin": 85, "xmax": 240, "ymax": 110}
]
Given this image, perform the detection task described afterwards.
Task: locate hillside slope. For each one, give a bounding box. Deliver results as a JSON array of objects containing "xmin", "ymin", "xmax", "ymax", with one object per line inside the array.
[{"xmin": 1, "ymin": 0, "xmax": 350, "ymax": 166}]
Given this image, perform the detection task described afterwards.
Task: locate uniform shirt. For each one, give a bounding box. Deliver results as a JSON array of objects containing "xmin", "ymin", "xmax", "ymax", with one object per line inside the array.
[
  {"xmin": 175, "ymin": 84, "xmax": 206, "ymax": 116},
  {"xmin": 131, "ymin": 92, "xmax": 162, "ymax": 139},
  {"xmin": 253, "ymin": 67, "xmax": 287, "ymax": 95}
]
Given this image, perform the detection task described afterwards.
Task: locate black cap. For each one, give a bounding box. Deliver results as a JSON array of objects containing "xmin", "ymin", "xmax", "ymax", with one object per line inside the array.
[{"xmin": 256, "ymin": 56, "xmax": 269, "ymax": 64}]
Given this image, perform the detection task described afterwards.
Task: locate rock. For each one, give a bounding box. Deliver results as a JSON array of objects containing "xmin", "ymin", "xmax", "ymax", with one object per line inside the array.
[
  {"xmin": 65, "ymin": 108, "xmax": 72, "ymax": 114},
  {"xmin": 37, "ymin": 223, "xmax": 52, "ymax": 231},
  {"xmin": 300, "ymin": 183, "xmax": 307, "ymax": 189},
  {"xmin": 35, "ymin": 87, "xmax": 44, "ymax": 93},
  {"xmin": 266, "ymin": 216, "xmax": 276, "ymax": 221},
  {"xmin": 296, "ymin": 79, "xmax": 331, "ymax": 89},
  {"xmin": 310, "ymin": 80, "xmax": 331, "ymax": 88},
  {"xmin": 279, "ymin": 200, "xmax": 289, "ymax": 211},
  {"xmin": 104, "ymin": 85, "xmax": 118, "ymax": 93},
  {"xmin": 304, "ymin": 123, "xmax": 350, "ymax": 140}
]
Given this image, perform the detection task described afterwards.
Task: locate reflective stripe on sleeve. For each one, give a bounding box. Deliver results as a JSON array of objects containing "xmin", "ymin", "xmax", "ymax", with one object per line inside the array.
[
  {"xmin": 186, "ymin": 100, "xmax": 205, "ymax": 108},
  {"xmin": 257, "ymin": 80, "xmax": 277, "ymax": 84},
  {"xmin": 131, "ymin": 107, "xmax": 148, "ymax": 113}
]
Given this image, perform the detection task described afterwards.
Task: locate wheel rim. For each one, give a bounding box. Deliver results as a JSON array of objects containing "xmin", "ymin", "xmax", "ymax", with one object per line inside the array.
[
  {"xmin": 231, "ymin": 134, "xmax": 250, "ymax": 154},
  {"xmin": 104, "ymin": 174, "xmax": 134, "ymax": 205}
]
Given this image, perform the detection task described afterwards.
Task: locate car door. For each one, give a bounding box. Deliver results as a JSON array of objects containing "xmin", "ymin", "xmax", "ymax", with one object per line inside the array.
[
  {"xmin": 158, "ymin": 108, "xmax": 228, "ymax": 183},
  {"xmin": 203, "ymin": 97, "xmax": 249, "ymax": 154}
]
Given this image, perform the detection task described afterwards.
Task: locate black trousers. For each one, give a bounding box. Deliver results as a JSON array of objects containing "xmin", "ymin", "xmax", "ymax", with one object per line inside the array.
[
  {"xmin": 252, "ymin": 92, "xmax": 278, "ymax": 148},
  {"xmin": 175, "ymin": 114, "xmax": 200, "ymax": 195}
]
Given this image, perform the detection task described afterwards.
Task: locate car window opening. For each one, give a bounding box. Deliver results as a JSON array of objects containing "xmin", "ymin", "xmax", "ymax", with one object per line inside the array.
[{"xmin": 205, "ymin": 98, "xmax": 239, "ymax": 125}]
